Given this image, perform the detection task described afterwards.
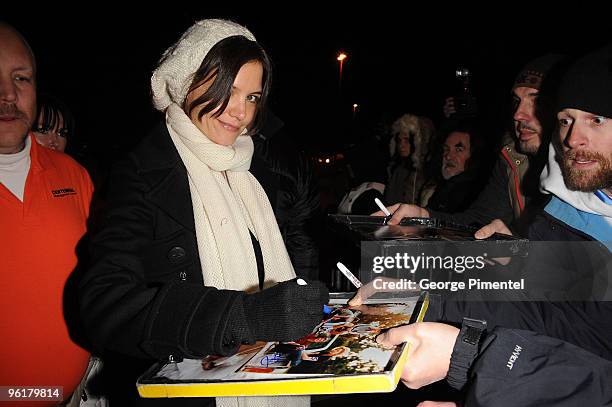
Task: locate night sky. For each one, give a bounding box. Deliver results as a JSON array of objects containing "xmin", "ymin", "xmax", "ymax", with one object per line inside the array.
[{"xmin": 4, "ymin": 8, "xmax": 610, "ymax": 158}]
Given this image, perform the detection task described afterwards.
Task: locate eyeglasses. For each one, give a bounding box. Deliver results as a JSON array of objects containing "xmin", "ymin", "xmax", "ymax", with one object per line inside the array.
[{"xmin": 34, "ymin": 127, "xmax": 69, "ymax": 138}]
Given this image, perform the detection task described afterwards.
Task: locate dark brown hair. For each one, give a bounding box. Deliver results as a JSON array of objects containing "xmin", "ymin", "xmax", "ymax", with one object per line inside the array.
[{"xmin": 185, "ymin": 35, "xmax": 272, "ymax": 135}]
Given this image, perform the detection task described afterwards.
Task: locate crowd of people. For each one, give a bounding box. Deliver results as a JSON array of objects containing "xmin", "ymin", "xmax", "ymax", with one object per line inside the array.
[{"xmin": 1, "ymin": 17, "xmax": 610, "ymax": 407}]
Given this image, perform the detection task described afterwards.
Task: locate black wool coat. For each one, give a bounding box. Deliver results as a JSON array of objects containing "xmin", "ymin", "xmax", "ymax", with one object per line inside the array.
[{"xmin": 79, "ymin": 122, "xmax": 319, "ymax": 361}]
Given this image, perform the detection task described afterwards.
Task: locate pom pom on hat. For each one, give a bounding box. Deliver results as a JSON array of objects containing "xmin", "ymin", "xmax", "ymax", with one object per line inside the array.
[
  {"xmin": 557, "ymin": 44, "xmax": 612, "ymax": 119},
  {"xmin": 151, "ymin": 19, "xmax": 256, "ymax": 111}
]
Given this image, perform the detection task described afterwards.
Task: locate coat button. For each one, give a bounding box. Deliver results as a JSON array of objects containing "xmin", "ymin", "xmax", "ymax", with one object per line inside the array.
[
  {"xmin": 179, "ymin": 271, "xmax": 187, "ymax": 281},
  {"xmin": 167, "ymin": 246, "xmax": 186, "ymax": 263},
  {"xmin": 515, "ymin": 160, "xmax": 521, "ymax": 165}
]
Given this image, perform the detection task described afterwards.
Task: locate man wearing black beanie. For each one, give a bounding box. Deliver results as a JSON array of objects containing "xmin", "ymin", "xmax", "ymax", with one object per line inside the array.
[
  {"xmin": 373, "ymin": 45, "xmax": 612, "ymax": 407},
  {"xmin": 553, "ymin": 44, "xmax": 612, "ymax": 197}
]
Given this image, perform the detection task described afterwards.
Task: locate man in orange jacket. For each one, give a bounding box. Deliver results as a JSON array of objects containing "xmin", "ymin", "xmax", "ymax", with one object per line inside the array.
[{"xmin": 0, "ymin": 22, "xmax": 93, "ymax": 405}]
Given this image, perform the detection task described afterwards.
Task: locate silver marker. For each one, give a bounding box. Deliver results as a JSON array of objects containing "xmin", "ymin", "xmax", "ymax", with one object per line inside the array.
[
  {"xmin": 374, "ymin": 197, "xmax": 391, "ymax": 217},
  {"xmin": 336, "ymin": 262, "xmax": 363, "ymax": 288}
]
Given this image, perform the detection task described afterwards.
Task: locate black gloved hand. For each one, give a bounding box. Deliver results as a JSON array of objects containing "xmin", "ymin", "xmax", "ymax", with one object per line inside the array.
[{"xmin": 243, "ymin": 278, "xmax": 329, "ymax": 342}]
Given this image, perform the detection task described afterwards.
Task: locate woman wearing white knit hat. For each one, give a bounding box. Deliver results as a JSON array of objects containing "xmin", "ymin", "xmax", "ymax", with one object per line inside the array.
[{"xmin": 80, "ymin": 19, "xmax": 328, "ymax": 407}]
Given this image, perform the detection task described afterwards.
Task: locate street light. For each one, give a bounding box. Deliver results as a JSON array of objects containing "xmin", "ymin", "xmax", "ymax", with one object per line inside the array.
[
  {"xmin": 337, "ymin": 52, "xmax": 347, "ymax": 90},
  {"xmin": 352, "ymin": 103, "xmax": 358, "ymax": 119}
]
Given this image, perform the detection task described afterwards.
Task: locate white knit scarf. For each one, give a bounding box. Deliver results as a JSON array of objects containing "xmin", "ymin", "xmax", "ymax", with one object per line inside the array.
[{"xmin": 166, "ymin": 104, "xmax": 308, "ymax": 407}]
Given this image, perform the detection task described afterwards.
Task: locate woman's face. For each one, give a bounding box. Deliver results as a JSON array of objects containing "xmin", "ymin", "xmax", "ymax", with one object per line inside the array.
[
  {"xmin": 396, "ymin": 132, "xmax": 412, "ymax": 158},
  {"xmin": 33, "ymin": 112, "xmax": 68, "ymax": 152},
  {"xmin": 185, "ymin": 61, "xmax": 263, "ymax": 146}
]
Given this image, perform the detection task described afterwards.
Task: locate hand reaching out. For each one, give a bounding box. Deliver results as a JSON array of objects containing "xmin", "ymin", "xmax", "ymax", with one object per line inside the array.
[
  {"xmin": 348, "ymin": 276, "xmax": 419, "ymax": 306},
  {"xmin": 377, "ymin": 322, "xmax": 459, "ymax": 389},
  {"xmin": 443, "ymin": 97, "xmax": 457, "ymax": 119},
  {"xmin": 371, "ymin": 203, "xmax": 430, "ymax": 225},
  {"xmin": 474, "ymin": 219, "xmax": 512, "ymax": 240}
]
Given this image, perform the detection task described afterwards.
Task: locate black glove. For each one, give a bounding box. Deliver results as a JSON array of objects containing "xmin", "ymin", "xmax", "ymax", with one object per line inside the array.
[{"xmin": 242, "ymin": 278, "xmax": 329, "ymax": 342}]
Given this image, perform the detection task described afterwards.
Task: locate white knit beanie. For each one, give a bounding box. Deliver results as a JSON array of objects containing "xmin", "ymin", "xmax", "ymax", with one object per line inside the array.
[{"xmin": 151, "ymin": 19, "xmax": 256, "ymax": 111}]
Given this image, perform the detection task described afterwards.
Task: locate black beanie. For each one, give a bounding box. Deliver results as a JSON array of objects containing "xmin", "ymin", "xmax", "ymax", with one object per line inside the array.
[
  {"xmin": 513, "ymin": 54, "xmax": 566, "ymax": 91},
  {"xmin": 557, "ymin": 44, "xmax": 612, "ymax": 118}
]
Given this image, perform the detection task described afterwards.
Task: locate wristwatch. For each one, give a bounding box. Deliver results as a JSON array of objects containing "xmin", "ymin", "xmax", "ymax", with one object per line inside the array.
[{"xmin": 446, "ymin": 317, "xmax": 487, "ymax": 390}]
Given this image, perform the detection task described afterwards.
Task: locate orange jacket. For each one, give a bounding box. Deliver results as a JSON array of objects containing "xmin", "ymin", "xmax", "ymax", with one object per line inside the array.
[{"xmin": 0, "ymin": 135, "xmax": 93, "ymax": 404}]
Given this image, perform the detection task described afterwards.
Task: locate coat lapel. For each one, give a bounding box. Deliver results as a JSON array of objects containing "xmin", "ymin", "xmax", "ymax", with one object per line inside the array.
[
  {"xmin": 146, "ymin": 165, "xmax": 195, "ymax": 232},
  {"xmin": 136, "ymin": 123, "xmax": 196, "ymax": 232}
]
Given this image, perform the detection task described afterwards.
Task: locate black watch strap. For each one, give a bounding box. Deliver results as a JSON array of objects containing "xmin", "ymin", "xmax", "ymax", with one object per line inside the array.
[{"xmin": 446, "ymin": 317, "xmax": 487, "ymax": 390}]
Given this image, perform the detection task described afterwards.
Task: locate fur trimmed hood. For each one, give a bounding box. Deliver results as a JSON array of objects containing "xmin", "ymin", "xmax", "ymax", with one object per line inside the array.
[{"xmin": 389, "ymin": 113, "xmax": 435, "ymax": 169}]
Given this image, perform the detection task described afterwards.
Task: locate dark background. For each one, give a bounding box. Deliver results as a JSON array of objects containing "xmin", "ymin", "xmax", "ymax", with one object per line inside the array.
[
  {"xmin": 5, "ymin": 8, "xmax": 610, "ymax": 158},
  {"xmin": 3, "ymin": 10, "xmax": 610, "ymax": 404}
]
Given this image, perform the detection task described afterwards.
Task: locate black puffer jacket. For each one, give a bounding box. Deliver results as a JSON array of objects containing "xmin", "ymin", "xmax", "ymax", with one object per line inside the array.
[
  {"xmin": 434, "ymin": 211, "xmax": 612, "ymax": 406},
  {"xmin": 463, "ymin": 327, "xmax": 612, "ymax": 406},
  {"xmin": 429, "ymin": 210, "xmax": 612, "ymax": 360}
]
